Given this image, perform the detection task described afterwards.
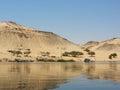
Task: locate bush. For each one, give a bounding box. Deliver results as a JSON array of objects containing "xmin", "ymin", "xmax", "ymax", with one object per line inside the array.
[
  {"xmin": 14, "ymin": 59, "xmax": 33, "ymax": 62},
  {"xmin": 46, "ymin": 59, "xmax": 55, "ymax": 62},
  {"xmin": 57, "ymin": 59, "xmax": 75, "ymax": 62},
  {"xmin": 67, "ymin": 59, "xmax": 75, "ymax": 62},
  {"xmin": 88, "ymin": 51, "xmax": 95, "ymax": 57},
  {"xmin": 62, "ymin": 52, "xmax": 69, "ymax": 56},
  {"xmin": 84, "ymin": 58, "xmax": 91, "ymax": 63},
  {"xmin": 36, "ymin": 58, "xmax": 45, "ymax": 62},
  {"xmin": 62, "ymin": 51, "xmax": 84, "ymax": 57},
  {"xmin": 36, "ymin": 58, "xmax": 75, "ymax": 62},
  {"xmin": 109, "ymin": 53, "xmax": 117, "ymax": 59},
  {"xmin": 57, "ymin": 59, "xmax": 66, "ymax": 62}
]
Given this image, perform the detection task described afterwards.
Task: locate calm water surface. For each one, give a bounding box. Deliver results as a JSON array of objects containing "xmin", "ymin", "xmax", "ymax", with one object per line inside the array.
[{"xmin": 0, "ymin": 62, "xmax": 120, "ymax": 90}]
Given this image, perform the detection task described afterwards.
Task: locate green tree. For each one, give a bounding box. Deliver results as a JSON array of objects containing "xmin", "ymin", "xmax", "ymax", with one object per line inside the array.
[
  {"xmin": 8, "ymin": 50, "xmax": 22, "ymax": 57},
  {"xmin": 24, "ymin": 51, "xmax": 31, "ymax": 57},
  {"xmin": 70, "ymin": 51, "xmax": 78, "ymax": 57},
  {"xmin": 46, "ymin": 52, "xmax": 50, "ymax": 56},
  {"xmin": 15, "ymin": 51, "xmax": 22, "ymax": 57},
  {"xmin": 109, "ymin": 53, "xmax": 117, "ymax": 60},
  {"xmin": 88, "ymin": 51, "xmax": 95, "ymax": 57},
  {"xmin": 62, "ymin": 51, "xmax": 84, "ymax": 57},
  {"xmin": 84, "ymin": 48, "xmax": 90, "ymax": 52},
  {"xmin": 62, "ymin": 52, "xmax": 69, "ymax": 56},
  {"xmin": 78, "ymin": 52, "xmax": 84, "ymax": 57},
  {"xmin": 8, "ymin": 50, "xmax": 15, "ymax": 56},
  {"xmin": 112, "ymin": 53, "xmax": 117, "ymax": 58}
]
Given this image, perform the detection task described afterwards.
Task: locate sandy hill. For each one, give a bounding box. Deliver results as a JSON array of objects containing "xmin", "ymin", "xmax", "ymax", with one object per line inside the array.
[
  {"xmin": 0, "ymin": 21, "xmax": 82, "ymax": 59},
  {"xmin": 0, "ymin": 21, "xmax": 119, "ymax": 61},
  {"xmin": 82, "ymin": 38, "xmax": 120, "ymax": 51},
  {"xmin": 82, "ymin": 41, "xmax": 99, "ymax": 50},
  {"xmin": 82, "ymin": 38, "xmax": 120, "ymax": 60}
]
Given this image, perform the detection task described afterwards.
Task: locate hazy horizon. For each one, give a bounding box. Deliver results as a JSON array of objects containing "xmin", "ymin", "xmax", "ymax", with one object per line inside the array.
[{"xmin": 0, "ymin": 0, "xmax": 120, "ymax": 44}]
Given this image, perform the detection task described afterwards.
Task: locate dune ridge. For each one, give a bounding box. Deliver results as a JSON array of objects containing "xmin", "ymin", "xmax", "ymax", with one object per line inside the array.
[
  {"xmin": 0, "ymin": 21, "xmax": 119, "ymax": 61},
  {"xmin": 0, "ymin": 21, "xmax": 82, "ymax": 60}
]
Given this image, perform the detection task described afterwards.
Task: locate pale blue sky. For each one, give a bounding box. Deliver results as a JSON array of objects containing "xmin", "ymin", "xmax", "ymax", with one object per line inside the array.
[{"xmin": 0, "ymin": 0, "xmax": 120, "ymax": 44}]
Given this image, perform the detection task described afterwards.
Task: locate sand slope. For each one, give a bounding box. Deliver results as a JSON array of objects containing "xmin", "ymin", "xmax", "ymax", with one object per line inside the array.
[
  {"xmin": 0, "ymin": 21, "xmax": 119, "ymax": 61},
  {"xmin": 82, "ymin": 38, "xmax": 120, "ymax": 61},
  {"xmin": 0, "ymin": 21, "xmax": 82, "ymax": 59}
]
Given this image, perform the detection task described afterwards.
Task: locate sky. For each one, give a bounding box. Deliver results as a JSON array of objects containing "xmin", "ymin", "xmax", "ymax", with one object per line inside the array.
[{"xmin": 0, "ymin": 0, "xmax": 120, "ymax": 44}]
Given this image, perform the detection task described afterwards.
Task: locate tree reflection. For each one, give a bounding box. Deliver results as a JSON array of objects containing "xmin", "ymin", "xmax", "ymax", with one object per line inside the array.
[
  {"xmin": 109, "ymin": 61, "xmax": 117, "ymax": 70},
  {"xmin": 0, "ymin": 62, "xmax": 120, "ymax": 90}
]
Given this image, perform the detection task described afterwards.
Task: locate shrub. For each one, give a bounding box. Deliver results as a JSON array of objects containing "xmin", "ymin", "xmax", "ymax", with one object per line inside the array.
[
  {"xmin": 84, "ymin": 58, "xmax": 91, "ymax": 63},
  {"xmin": 36, "ymin": 58, "xmax": 45, "ymax": 62},
  {"xmin": 46, "ymin": 59, "xmax": 55, "ymax": 62},
  {"xmin": 62, "ymin": 51, "xmax": 84, "ymax": 57},
  {"xmin": 57, "ymin": 59, "xmax": 67, "ymax": 62},
  {"xmin": 8, "ymin": 50, "xmax": 22, "ymax": 57},
  {"xmin": 24, "ymin": 51, "xmax": 31, "ymax": 57},
  {"xmin": 88, "ymin": 51, "xmax": 95, "ymax": 57},
  {"xmin": 109, "ymin": 53, "xmax": 117, "ymax": 59},
  {"xmin": 57, "ymin": 59, "xmax": 75, "ymax": 62},
  {"xmin": 67, "ymin": 59, "xmax": 75, "ymax": 62},
  {"xmin": 62, "ymin": 52, "xmax": 69, "ymax": 56}
]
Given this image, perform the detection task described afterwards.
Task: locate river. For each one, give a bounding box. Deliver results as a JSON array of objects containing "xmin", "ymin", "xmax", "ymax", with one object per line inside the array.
[{"xmin": 0, "ymin": 62, "xmax": 120, "ymax": 90}]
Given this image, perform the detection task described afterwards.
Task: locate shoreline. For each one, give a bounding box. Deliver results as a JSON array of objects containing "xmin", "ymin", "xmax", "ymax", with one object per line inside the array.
[{"xmin": 0, "ymin": 58, "xmax": 120, "ymax": 63}]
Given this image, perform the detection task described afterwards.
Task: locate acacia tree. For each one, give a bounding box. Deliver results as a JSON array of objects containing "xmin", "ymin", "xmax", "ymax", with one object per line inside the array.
[
  {"xmin": 88, "ymin": 51, "xmax": 95, "ymax": 57},
  {"xmin": 62, "ymin": 52, "xmax": 69, "ymax": 56},
  {"xmin": 62, "ymin": 51, "xmax": 84, "ymax": 57},
  {"xmin": 24, "ymin": 51, "xmax": 31, "ymax": 57},
  {"xmin": 46, "ymin": 52, "xmax": 50, "ymax": 56},
  {"xmin": 8, "ymin": 50, "xmax": 22, "ymax": 57},
  {"xmin": 8, "ymin": 50, "xmax": 15, "ymax": 56},
  {"xmin": 84, "ymin": 48, "xmax": 90, "ymax": 52},
  {"xmin": 24, "ymin": 49, "xmax": 31, "ymax": 57},
  {"xmin": 15, "ymin": 51, "xmax": 22, "ymax": 57},
  {"xmin": 78, "ymin": 52, "xmax": 84, "ymax": 57},
  {"xmin": 109, "ymin": 53, "xmax": 117, "ymax": 60}
]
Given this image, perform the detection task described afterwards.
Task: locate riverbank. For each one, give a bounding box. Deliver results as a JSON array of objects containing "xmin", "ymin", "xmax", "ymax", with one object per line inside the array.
[{"xmin": 0, "ymin": 51, "xmax": 120, "ymax": 63}]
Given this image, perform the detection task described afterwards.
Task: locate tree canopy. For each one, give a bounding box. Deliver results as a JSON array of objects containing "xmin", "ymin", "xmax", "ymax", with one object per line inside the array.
[
  {"xmin": 62, "ymin": 51, "xmax": 84, "ymax": 57},
  {"xmin": 109, "ymin": 53, "xmax": 117, "ymax": 59}
]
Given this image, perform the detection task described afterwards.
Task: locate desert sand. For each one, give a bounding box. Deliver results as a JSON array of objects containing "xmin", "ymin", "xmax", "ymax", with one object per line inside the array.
[{"xmin": 0, "ymin": 21, "xmax": 120, "ymax": 62}]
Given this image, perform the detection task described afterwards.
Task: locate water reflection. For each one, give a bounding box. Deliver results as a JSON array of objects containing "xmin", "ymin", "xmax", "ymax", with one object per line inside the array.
[
  {"xmin": 109, "ymin": 62, "xmax": 117, "ymax": 70},
  {"xmin": 0, "ymin": 62, "xmax": 120, "ymax": 90}
]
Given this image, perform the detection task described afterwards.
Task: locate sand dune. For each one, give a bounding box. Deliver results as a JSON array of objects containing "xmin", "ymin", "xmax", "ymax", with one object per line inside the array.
[
  {"xmin": 0, "ymin": 21, "xmax": 119, "ymax": 61},
  {"xmin": 82, "ymin": 38, "xmax": 120, "ymax": 61},
  {"xmin": 0, "ymin": 21, "xmax": 82, "ymax": 60}
]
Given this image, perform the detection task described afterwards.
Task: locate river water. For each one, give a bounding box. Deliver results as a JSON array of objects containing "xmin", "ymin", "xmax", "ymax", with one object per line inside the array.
[{"xmin": 0, "ymin": 62, "xmax": 120, "ymax": 90}]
